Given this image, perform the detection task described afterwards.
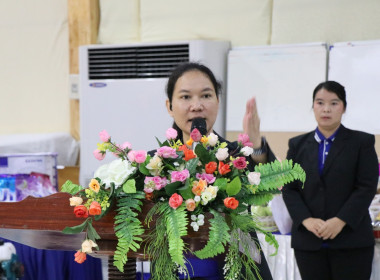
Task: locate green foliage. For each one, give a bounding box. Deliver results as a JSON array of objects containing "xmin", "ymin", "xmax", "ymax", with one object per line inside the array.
[
  {"xmin": 255, "ymin": 159, "xmax": 306, "ymax": 192},
  {"xmin": 194, "ymin": 209, "xmax": 230, "ymax": 259},
  {"xmin": 144, "ymin": 214, "xmax": 183, "ymax": 280},
  {"xmin": 242, "ymin": 192, "xmax": 274, "ymax": 206},
  {"xmin": 185, "ymin": 157, "xmax": 199, "ymax": 175},
  {"xmin": 61, "ymin": 180, "xmax": 83, "ymax": 195},
  {"xmin": 195, "ymin": 144, "xmax": 211, "ymax": 163},
  {"xmin": 113, "ymin": 192, "xmax": 145, "ymax": 272},
  {"xmin": 162, "ymin": 204, "xmax": 188, "ymax": 266},
  {"xmin": 122, "ymin": 179, "xmax": 136, "ymax": 194},
  {"xmin": 226, "ymin": 176, "xmax": 242, "ymax": 196},
  {"xmin": 62, "ymin": 219, "xmax": 89, "ymax": 234},
  {"xmin": 165, "ymin": 181, "xmax": 182, "ymax": 196}
]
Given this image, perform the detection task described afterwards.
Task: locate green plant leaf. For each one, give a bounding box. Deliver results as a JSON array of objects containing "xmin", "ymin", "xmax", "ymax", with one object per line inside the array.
[
  {"xmin": 226, "ymin": 176, "xmax": 241, "ymax": 196},
  {"xmin": 195, "ymin": 144, "xmax": 210, "ymax": 163},
  {"xmin": 164, "ymin": 181, "xmax": 182, "ymax": 196},
  {"xmin": 139, "ymin": 158, "xmax": 151, "ymax": 176},
  {"xmin": 122, "ymin": 179, "xmax": 137, "ymax": 194},
  {"xmin": 214, "ymin": 178, "xmax": 228, "ymax": 191},
  {"xmin": 194, "ymin": 209, "xmax": 230, "ymax": 259},
  {"xmin": 62, "ymin": 219, "xmax": 89, "ymax": 234},
  {"xmin": 185, "ymin": 157, "xmax": 199, "ymax": 175},
  {"xmin": 61, "ymin": 180, "xmax": 83, "ymax": 195}
]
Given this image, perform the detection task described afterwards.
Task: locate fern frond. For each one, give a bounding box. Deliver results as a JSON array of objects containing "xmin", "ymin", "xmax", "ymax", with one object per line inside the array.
[
  {"xmin": 163, "ymin": 204, "xmax": 188, "ymax": 266},
  {"xmin": 113, "ymin": 192, "xmax": 145, "ymax": 272},
  {"xmin": 242, "ymin": 192, "xmax": 274, "ymax": 206},
  {"xmin": 194, "ymin": 209, "xmax": 230, "ymax": 259},
  {"xmin": 255, "ymin": 159, "xmax": 306, "ymax": 192}
]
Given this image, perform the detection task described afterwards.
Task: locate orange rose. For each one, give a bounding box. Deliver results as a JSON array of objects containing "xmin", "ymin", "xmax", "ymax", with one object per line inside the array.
[
  {"xmin": 192, "ymin": 179, "xmax": 207, "ymax": 196},
  {"xmin": 224, "ymin": 197, "xmax": 239, "ymax": 210},
  {"xmin": 177, "ymin": 145, "xmax": 188, "ymax": 152},
  {"xmin": 218, "ymin": 161, "xmax": 231, "ymax": 175},
  {"xmin": 186, "ymin": 138, "xmax": 194, "ymax": 146},
  {"xmin": 74, "ymin": 250, "xmax": 87, "ymax": 264},
  {"xmin": 185, "ymin": 199, "xmax": 196, "ymax": 211},
  {"xmin": 74, "ymin": 205, "xmax": 88, "ymax": 218},
  {"xmin": 205, "ymin": 162, "xmax": 217, "ymax": 174},
  {"xmin": 89, "ymin": 201, "xmax": 102, "ymax": 216},
  {"xmin": 184, "ymin": 149, "xmax": 196, "ymax": 161},
  {"xmin": 89, "ymin": 178, "xmax": 100, "ymax": 193}
]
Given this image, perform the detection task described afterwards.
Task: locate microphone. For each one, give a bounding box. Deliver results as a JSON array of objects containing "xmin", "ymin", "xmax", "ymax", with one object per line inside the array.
[{"xmin": 191, "ymin": 118, "xmax": 207, "ymax": 150}]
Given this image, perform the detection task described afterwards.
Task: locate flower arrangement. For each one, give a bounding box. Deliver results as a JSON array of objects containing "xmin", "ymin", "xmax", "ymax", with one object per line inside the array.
[{"xmin": 61, "ymin": 128, "xmax": 305, "ymax": 280}]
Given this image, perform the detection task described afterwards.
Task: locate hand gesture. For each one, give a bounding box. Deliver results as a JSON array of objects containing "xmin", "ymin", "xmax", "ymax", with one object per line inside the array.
[
  {"xmin": 317, "ymin": 217, "xmax": 346, "ymax": 240},
  {"xmin": 243, "ymin": 97, "xmax": 261, "ymax": 148}
]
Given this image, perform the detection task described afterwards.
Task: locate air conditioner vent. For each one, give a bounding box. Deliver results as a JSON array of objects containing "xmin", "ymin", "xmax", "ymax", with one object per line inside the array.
[{"xmin": 88, "ymin": 44, "xmax": 189, "ymax": 79}]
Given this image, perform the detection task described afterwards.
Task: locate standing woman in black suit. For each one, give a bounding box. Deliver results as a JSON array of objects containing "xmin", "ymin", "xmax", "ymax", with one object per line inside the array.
[{"xmin": 282, "ymin": 81, "xmax": 379, "ymax": 280}]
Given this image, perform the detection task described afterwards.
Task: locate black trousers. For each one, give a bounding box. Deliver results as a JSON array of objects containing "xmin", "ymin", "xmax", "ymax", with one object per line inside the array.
[{"xmin": 294, "ymin": 246, "xmax": 374, "ymax": 280}]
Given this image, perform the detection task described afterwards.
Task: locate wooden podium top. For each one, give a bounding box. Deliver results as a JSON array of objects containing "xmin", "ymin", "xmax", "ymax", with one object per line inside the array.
[{"xmin": 0, "ymin": 192, "xmax": 210, "ymax": 258}]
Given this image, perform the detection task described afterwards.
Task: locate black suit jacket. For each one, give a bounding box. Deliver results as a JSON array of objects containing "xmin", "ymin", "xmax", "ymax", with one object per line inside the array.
[{"xmin": 282, "ymin": 125, "xmax": 378, "ymax": 250}]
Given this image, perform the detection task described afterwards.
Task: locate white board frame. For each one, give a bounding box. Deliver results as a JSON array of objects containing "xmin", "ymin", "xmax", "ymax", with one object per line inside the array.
[
  {"xmin": 226, "ymin": 43, "xmax": 328, "ymax": 132},
  {"xmin": 328, "ymin": 40, "xmax": 380, "ymax": 134}
]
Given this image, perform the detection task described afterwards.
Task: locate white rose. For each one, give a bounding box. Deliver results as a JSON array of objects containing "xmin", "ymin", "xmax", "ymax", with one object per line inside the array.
[
  {"xmin": 81, "ymin": 239, "xmax": 97, "ymax": 253},
  {"xmin": 248, "ymin": 172, "xmax": 261, "ymax": 185},
  {"xmin": 241, "ymin": 146, "xmax": 254, "ymax": 156},
  {"xmin": 194, "ymin": 196, "xmax": 201, "ymax": 202},
  {"xmin": 94, "ymin": 159, "xmax": 136, "ymax": 188},
  {"xmin": 205, "ymin": 186, "xmax": 218, "ymax": 199},
  {"xmin": 146, "ymin": 155, "xmax": 163, "ymax": 176},
  {"xmin": 197, "ymin": 219, "xmax": 204, "ymax": 226},
  {"xmin": 198, "ymin": 214, "xmax": 205, "ymax": 221},
  {"xmin": 69, "ymin": 196, "xmax": 83, "ymax": 206},
  {"xmin": 201, "ymin": 191, "xmax": 212, "ymax": 205},
  {"xmin": 215, "ymin": 148, "xmax": 229, "ymax": 161},
  {"xmin": 208, "ymin": 133, "xmax": 219, "ymax": 146}
]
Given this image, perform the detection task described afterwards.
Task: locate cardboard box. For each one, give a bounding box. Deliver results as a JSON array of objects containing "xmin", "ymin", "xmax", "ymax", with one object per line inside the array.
[{"xmin": 0, "ymin": 153, "xmax": 58, "ymax": 201}]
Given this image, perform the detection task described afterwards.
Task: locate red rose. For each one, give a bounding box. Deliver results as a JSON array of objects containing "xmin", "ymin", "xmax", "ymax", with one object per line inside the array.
[
  {"xmin": 205, "ymin": 162, "xmax": 217, "ymax": 174},
  {"xmin": 224, "ymin": 197, "xmax": 239, "ymax": 210},
  {"xmin": 169, "ymin": 193, "xmax": 183, "ymax": 209},
  {"xmin": 74, "ymin": 205, "xmax": 88, "ymax": 218},
  {"xmin": 233, "ymin": 157, "xmax": 247, "ymax": 170},
  {"xmin": 74, "ymin": 250, "xmax": 87, "ymax": 264},
  {"xmin": 89, "ymin": 201, "xmax": 102, "ymax": 216},
  {"xmin": 218, "ymin": 161, "xmax": 231, "ymax": 175}
]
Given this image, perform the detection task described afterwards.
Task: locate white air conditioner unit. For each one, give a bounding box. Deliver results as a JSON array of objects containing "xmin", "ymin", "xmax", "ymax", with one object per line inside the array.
[{"xmin": 79, "ymin": 40, "xmax": 231, "ymax": 185}]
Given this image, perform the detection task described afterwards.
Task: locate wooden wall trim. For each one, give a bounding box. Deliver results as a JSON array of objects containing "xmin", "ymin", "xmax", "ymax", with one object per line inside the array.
[{"xmin": 68, "ymin": 0, "xmax": 100, "ymax": 140}]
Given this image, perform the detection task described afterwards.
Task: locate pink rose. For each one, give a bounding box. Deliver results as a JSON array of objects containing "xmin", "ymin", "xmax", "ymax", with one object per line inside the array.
[
  {"xmin": 119, "ymin": 141, "xmax": 132, "ymax": 150},
  {"xmin": 233, "ymin": 157, "xmax": 247, "ymax": 169},
  {"xmin": 196, "ymin": 173, "xmax": 216, "ymax": 184},
  {"xmin": 144, "ymin": 176, "xmax": 167, "ymax": 191},
  {"xmin": 185, "ymin": 199, "xmax": 196, "ymax": 211},
  {"xmin": 190, "ymin": 128, "xmax": 202, "ymax": 142},
  {"xmin": 127, "ymin": 150, "xmax": 135, "ymax": 162},
  {"xmin": 157, "ymin": 146, "xmax": 178, "ymax": 159},
  {"xmin": 166, "ymin": 128, "xmax": 178, "ymax": 140},
  {"xmin": 171, "ymin": 169, "xmax": 190, "ymax": 183},
  {"xmin": 238, "ymin": 133, "xmax": 253, "ymax": 147},
  {"xmin": 99, "ymin": 130, "xmax": 111, "ymax": 142},
  {"xmin": 134, "ymin": 150, "xmax": 147, "ymax": 163},
  {"xmin": 93, "ymin": 149, "xmax": 105, "ymax": 161},
  {"xmin": 169, "ymin": 193, "xmax": 183, "ymax": 209}
]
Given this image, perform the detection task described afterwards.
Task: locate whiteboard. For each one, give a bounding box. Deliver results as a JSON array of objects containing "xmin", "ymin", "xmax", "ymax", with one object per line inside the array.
[
  {"xmin": 226, "ymin": 43, "xmax": 327, "ymax": 132},
  {"xmin": 329, "ymin": 40, "xmax": 380, "ymax": 134}
]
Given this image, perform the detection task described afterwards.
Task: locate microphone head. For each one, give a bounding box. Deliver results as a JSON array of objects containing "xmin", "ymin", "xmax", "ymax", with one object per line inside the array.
[{"xmin": 191, "ymin": 118, "xmax": 207, "ymax": 136}]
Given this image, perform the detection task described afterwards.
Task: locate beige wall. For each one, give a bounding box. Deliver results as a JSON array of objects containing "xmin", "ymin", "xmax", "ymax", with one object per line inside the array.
[{"xmin": 1, "ymin": 0, "xmax": 379, "ymax": 158}]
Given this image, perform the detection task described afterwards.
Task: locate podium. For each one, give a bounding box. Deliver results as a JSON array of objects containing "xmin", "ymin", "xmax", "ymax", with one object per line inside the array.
[{"xmin": 0, "ymin": 192, "xmax": 212, "ymax": 279}]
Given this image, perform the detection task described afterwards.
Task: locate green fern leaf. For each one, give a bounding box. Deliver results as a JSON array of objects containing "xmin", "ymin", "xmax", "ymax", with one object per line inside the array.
[
  {"xmin": 194, "ymin": 209, "xmax": 230, "ymax": 259},
  {"xmin": 254, "ymin": 159, "xmax": 306, "ymax": 192},
  {"xmin": 163, "ymin": 204, "xmax": 188, "ymax": 266},
  {"xmin": 113, "ymin": 192, "xmax": 145, "ymax": 272}
]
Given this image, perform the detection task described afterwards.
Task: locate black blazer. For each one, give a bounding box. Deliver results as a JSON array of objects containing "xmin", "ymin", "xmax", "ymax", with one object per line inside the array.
[{"xmin": 282, "ymin": 125, "xmax": 378, "ymax": 250}]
